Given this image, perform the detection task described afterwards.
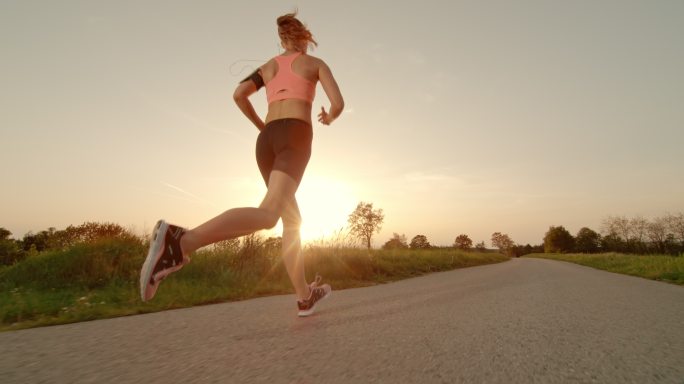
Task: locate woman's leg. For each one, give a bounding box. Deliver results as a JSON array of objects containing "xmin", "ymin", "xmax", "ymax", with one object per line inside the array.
[
  {"xmin": 281, "ymin": 196, "xmax": 310, "ymax": 300},
  {"xmin": 179, "ymin": 170, "xmax": 299, "ymax": 255}
]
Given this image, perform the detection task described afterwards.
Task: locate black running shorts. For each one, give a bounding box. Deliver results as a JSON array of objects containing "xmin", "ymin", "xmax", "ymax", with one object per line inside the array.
[{"xmin": 256, "ymin": 118, "xmax": 313, "ymax": 185}]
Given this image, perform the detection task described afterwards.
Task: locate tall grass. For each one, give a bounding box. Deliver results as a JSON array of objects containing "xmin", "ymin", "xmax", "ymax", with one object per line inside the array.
[
  {"xmin": 0, "ymin": 235, "xmax": 508, "ymax": 331},
  {"xmin": 525, "ymin": 253, "xmax": 684, "ymax": 285}
]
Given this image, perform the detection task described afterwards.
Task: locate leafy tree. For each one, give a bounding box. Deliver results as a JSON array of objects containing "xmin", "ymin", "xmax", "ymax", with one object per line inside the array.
[
  {"xmin": 348, "ymin": 202, "xmax": 384, "ymax": 249},
  {"xmin": 454, "ymin": 234, "xmax": 473, "ymax": 250},
  {"xmin": 523, "ymin": 244, "xmax": 539, "ymax": 255},
  {"xmin": 0, "ymin": 240, "xmax": 22, "ymax": 265},
  {"xmin": 544, "ymin": 225, "xmax": 575, "ymax": 253},
  {"xmin": 15, "ymin": 222, "xmax": 135, "ymax": 253},
  {"xmin": 61, "ymin": 222, "xmax": 133, "ymax": 248},
  {"xmin": 0, "ymin": 228, "xmax": 23, "ymax": 266},
  {"xmin": 20, "ymin": 229, "xmax": 53, "ymax": 252},
  {"xmin": 410, "ymin": 235, "xmax": 431, "ymax": 249},
  {"xmin": 491, "ymin": 232, "xmax": 515, "ymax": 256},
  {"xmin": 510, "ymin": 244, "xmax": 534, "ymax": 258},
  {"xmin": 474, "ymin": 241, "xmax": 487, "ymax": 252},
  {"xmin": 383, "ymin": 233, "xmax": 408, "ymax": 250},
  {"xmin": 575, "ymin": 227, "xmax": 600, "ymax": 253}
]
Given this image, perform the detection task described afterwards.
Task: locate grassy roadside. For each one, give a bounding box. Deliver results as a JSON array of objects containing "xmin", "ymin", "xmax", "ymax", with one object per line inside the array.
[
  {"xmin": 525, "ymin": 253, "xmax": 684, "ymax": 285},
  {"xmin": 0, "ymin": 238, "xmax": 509, "ymax": 331}
]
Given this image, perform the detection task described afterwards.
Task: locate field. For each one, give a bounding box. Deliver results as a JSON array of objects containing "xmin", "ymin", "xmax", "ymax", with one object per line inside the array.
[
  {"xmin": 0, "ymin": 237, "xmax": 508, "ymax": 331},
  {"xmin": 525, "ymin": 253, "xmax": 684, "ymax": 285}
]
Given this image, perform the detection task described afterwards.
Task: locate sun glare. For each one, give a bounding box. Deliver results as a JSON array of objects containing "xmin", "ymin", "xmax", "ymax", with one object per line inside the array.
[{"xmin": 269, "ymin": 176, "xmax": 357, "ymax": 243}]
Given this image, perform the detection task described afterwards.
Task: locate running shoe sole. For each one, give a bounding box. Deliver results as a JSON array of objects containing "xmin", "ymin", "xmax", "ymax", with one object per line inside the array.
[{"xmin": 139, "ymin": 219, "xmax": 168, "ymax": 301}]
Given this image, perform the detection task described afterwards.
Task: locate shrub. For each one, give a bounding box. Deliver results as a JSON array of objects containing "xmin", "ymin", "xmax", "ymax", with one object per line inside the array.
[{"xmin": 1, "ymin": 236, "xmax": 145, "ymax": 290}]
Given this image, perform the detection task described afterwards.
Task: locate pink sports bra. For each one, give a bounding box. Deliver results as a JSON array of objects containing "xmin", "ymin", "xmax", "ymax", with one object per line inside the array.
[{"xmin": 266, "ymin": 53, "xmax": 316, "ymax": 104}]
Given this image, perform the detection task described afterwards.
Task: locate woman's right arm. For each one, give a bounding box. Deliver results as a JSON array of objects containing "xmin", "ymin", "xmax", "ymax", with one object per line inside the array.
[{"xmin": 317, "ymin": 61, "xmax": 344, "ymax": 125}]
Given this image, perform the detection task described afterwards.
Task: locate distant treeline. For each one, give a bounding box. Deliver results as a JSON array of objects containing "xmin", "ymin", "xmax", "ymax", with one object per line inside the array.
[
  {"xmin": 541, "ymin": 214, "xmax": 684, "ymax": 256},
  {"xmin": 381, "ymin": 231, "xmax": 544, "ymax": 257},
  {"xmin": 0, "ymin": 222, "xmax": 140, "ymax": 266},
  {"xmin": 380, "ymin": 213, "xmax": 684, "ymax": 257}
]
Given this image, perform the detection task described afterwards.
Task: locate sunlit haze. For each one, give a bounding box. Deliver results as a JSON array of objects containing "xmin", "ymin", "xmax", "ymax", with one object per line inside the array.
[{"xmin": 2, "ymin": 1, "xmax": 683, "ymax": 247}]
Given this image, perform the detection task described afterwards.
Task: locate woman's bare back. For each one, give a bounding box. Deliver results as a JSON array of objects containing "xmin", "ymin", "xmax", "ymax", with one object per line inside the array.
[{"xmin": 262, "ymin": 54, "xmax": 324, "ymax": 125}]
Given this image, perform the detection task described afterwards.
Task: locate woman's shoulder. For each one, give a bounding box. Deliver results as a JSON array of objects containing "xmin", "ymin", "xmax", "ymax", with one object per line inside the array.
[
  {"xmin": 260, "ymin": 57, "xmax": 278, "ymax": 71},
  {"xmin": 302, "ymin": 53, "xmax": 325, "ymax": 66},
  {"xmin": 304, "ymin": 55, "xmax": 332, "ymax": 75},
  {"xmin": 262, "ymin": 57, "xmax": 278, "ymax": 67}
]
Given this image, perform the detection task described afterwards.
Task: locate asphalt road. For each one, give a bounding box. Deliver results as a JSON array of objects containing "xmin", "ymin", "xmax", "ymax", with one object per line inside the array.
[{"xmin": 1, "ymin": 258, "xmax": 683, "ymax": 383}]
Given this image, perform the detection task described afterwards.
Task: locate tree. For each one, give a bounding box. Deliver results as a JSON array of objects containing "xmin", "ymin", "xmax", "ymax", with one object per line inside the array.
[
  {"xmin": 601, "ymin": 215, "xmax": 642, "ymax": 253},
  {"xmin": 602, "ymin": 215, "xmax": 631, "ymax": 242},
  {"xmin": 348, "ymin": 202, "xmax": 384, "ymax": 249},
  {"xmin": 510, "ymin": 244, "xmax": 534, "ymax": 258},
  {"xmin": 628, "ymin": 216, "xmax": 650, "ymax": 253},
  {"xmin": 0, "ymin": 227, "xmax": 11, "ymax": 240},
  {"xmin": 16, "ymin": 222, "xmax": 135, "ymax": 253},
  {"xmin": 575, "ymin": 227, "xmax": 600, "ymax": 253},
  {"xmin": 454, "ymin": 234, "xmax": 473, "ymax": 250},
  {"xmin": 383, "ymin": 233, "xmax": 408, "ymax": 250},
  {"xmin": 491, "ymin": 232, "xmax": 515, "ymax": 256},
  {"xmin": 66, "ymin": 222, "xmax": 133, "ymax": 246},
  {"xmin": 600, "ymin": 232, "xmax": 625, "ymax": 253},
  {"xmin": 474, "ymin": 241, "xmax": 487, "ymax": 252},
  {"xmin": 629, "ymin": 216, "xmax": 648, "ymax": 243},
  {"xmin": 665, "ymin": 213, "xmax": 684, "ymax": 247},
  {"xmin": 0, "ymin": 228, "xmax": 22, "ymax": 266},
  {"xmin": 646, "ymin": 217, "xmax": 668, "ymax": 254},
  {"xmin": 410, "ymin": 235, "xmax": 431, "ymax": 249},
  {"xmin": 544, "ymin": 226, "xmax": 575, "ymax": 253},
  {"xmin": 20, "ymin": 230, "xmax": 53, "ymax": 252}
]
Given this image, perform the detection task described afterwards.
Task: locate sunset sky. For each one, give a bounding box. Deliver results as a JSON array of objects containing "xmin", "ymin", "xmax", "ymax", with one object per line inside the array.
[{"xmin": 2, "ymin": 0, "xmax": 683, "ymax": 247}]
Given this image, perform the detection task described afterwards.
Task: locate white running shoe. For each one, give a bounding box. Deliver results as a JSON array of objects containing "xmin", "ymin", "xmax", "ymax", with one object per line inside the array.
[{"xmin": 140, "ymin": 220, "xmax": 188, "ymax": 301}]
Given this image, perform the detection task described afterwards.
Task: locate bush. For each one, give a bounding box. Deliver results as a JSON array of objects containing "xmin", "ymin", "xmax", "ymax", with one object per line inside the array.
[
  {"xmin": 1, "ymin": 237, "xmax": 145, "ymax": 290},
  {"xmin": 0, "ymin": 239, "xmax": 24, "ymax": 266},
  {"xmin": 383, "ymin": 233, "xmax": 408, "ymax": 250}
]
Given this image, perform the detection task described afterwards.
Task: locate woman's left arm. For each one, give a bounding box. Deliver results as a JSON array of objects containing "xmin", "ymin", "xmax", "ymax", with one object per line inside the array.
[
  {"xmin": 233, "ymin": 71, "xmax": 265, "ymax": 131},
  {"xmin": 317, "ymin": 61, "xmax": 344, "ymax": 125}
]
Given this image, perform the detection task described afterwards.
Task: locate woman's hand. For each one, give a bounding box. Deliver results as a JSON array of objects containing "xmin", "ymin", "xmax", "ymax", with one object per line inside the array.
[
  {"xmin": 318, "ymin": 106, "xmax": 333, "ymax": 125},
  {"xmin": 318, "ymin": 61, "xmax": 344, "ymax": 125},
  {"xmin": 234, "ymin": 78, "xmax": 265, "ymax": 130}
]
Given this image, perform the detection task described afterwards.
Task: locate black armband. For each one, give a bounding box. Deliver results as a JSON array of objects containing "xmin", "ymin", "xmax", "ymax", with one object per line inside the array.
[{"xmin": 240, "ymin": 69, "xmax": 264, "ymax": 90}]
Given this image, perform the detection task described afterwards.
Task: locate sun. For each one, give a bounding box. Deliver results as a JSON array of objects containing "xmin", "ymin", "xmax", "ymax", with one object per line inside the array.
[{"xmin": 270, "ymin": 175, "xmax": 357, "ymax": 243}]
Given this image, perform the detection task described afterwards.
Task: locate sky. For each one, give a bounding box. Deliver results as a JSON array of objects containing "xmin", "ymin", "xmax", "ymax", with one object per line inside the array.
[{"xmin": 2, "ymin": 0, "xmax": 683, "ymax": 247}]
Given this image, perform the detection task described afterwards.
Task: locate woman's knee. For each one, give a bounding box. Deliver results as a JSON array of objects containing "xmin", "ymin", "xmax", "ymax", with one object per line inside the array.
[
  {"xmin": 260, "ymin": 208, "xmax": 281, "ymax": 229},
  {"xmin": 281, "ymin": 203, "xmax": 302, "ymax": 229},
  {"xmin": 282, "ymin": 213, "xmax": 302, "ymax": 230}
]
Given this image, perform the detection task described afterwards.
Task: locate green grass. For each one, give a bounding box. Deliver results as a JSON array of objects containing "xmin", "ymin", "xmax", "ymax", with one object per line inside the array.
[
  {"xmin": 525, "ymin": 253, "xmax": 684, "ymax": 285},
  {"xmin": 0, "ymin": 238, "xmax": 508, "ymax": 331}
]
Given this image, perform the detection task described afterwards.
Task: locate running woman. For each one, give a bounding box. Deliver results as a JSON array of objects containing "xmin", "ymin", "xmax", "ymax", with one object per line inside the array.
[{"xmin": 140, "ymin": 12, "xmax": 344, "ymax": 317}]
